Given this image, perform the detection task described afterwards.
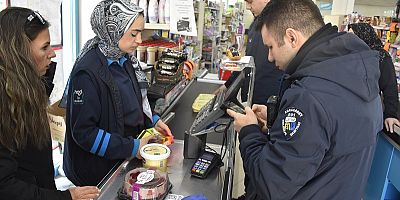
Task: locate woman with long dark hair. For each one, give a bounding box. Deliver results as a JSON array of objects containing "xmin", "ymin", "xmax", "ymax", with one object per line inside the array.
[{"xmin": 0, "ymin": 7, "xmax": 99, "ymax": 200}]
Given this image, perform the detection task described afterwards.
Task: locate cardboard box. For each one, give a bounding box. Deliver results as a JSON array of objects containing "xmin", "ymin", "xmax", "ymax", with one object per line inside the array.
[{"xmin": 47, "ymin": 100, "xmax": 66, "ymax": 143}]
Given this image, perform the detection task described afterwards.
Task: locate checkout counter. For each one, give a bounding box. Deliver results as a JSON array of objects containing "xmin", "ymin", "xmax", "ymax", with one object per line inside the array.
[
  {"xmin": 365, "ymin": 131, "xmax": 400, "ymax": 199},
  {"xmin": 96, "ymin": 138, "xmax": 235, "ymax": 200},
  {"xmin": 96, "ymin": 75, "xmax": 237, "ymax": 200}
]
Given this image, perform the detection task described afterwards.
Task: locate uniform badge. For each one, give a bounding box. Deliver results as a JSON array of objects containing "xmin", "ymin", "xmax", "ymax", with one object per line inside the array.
[
  {"xmin": 281, "ymin": 107, "xmax": 303, "ymax": 140},
  {"xmin": 73, "ymin": 89, "xmax": 84, "ymax": 104}
]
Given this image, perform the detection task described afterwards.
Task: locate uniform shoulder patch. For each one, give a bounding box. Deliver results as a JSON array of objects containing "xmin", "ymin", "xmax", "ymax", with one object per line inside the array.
[
  {"xmin": 281, "ymin": 107, "xmax": 303, "ymax": 140},
  {"xmin": 73, "ymin": 89, "xmax": 84, "ymax": 104}
]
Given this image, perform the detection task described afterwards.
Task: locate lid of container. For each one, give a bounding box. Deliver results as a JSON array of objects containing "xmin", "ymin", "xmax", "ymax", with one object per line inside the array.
[
  {"xmin": 137, "ymin": 45, "xmax": 147, "ymax": 50},
  {"xmin": 147, "ymin": 46, "xmax": 158, "ymax": 51},
  {"xmin": 140, "ymin": 143, "xmax": 171, "ymax": 160}
]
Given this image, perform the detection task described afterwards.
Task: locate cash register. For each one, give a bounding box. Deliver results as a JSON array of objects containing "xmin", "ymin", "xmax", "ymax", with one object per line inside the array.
[
  {"xmin": 189, "ymin": 57, "xmax": 255, "ymax": 135},
  {"xmin": 186, "ymin": 57, "xmax": 255, "ymax": 178}
]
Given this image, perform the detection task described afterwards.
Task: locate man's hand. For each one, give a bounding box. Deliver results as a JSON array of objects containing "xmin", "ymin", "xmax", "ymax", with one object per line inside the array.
[
  {"xmin": 154, "ymin": 119, "xmax": 172, "ymax": 136},
  {"xmin": 227, "ymin": 107, "xmax": 258, "ymax": 132},
  {"xmin": 385, "ymin": 117, "xmax": 400, "ymax": 133},
  {"xmin": 252, "ymin": 104, "xmax": 268, "ymax": 131},
  {"xmin": 68, "ymin": 186, "xmax": 100, "ymax": 200},
  {"xmin": 252, "ymin": 104, "xmax": 268, "ymax": 121}
]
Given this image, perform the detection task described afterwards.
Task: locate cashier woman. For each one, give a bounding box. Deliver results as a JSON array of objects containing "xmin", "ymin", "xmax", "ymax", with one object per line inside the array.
[{"xmin": 62, "ymin": 0, "xmax": 172, "ymax": 186}]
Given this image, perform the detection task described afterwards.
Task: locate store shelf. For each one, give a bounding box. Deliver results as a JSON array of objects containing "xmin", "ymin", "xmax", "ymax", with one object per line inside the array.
[
  {"xmin": 372, "ymin": 26, "xmax": 389, "ymax": 31},
  {"xmin": 205, "ymin": 6, "xmax": 219, "ymax": 11},
  {"xmin": 394, "ymin": 62, "xmax": 400, "ymax": 70},
  {"xmin": 391, "ymin": 44, "xmax": 400, "ymax": 49},
  {"xmin": 192, "ymin": 56, "xmax": 201, "ymax": 61},
  {"xmin": 144, "ymin": 23, "xmax": 170, "ymax": 30}
]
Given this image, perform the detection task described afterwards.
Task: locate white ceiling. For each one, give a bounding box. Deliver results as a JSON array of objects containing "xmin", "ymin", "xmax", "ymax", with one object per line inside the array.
[
  {"xmin": 355, "ymin": 0, "xmax": 396, "ymax": 7},
  {"xmin": 323, "ymin": 0, "xmax": 396, "ymax": 7}
]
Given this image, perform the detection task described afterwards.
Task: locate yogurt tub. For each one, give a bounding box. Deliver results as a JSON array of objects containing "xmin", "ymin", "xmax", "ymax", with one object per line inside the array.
[{"xmin": 140, "ymin": 143, "xmax": 171, "ymax": 172}]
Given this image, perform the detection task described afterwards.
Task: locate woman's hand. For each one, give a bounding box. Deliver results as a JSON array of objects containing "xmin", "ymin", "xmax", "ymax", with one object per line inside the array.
[
  {"xmin": 385, "ymin": 117, "xmax": 400, "ymax": 133},
  {"xmin": 68, "ymin": 186, "xmax": 100, "ymax": 200},
  {"xmin": 154, "ymin": 119, "xmax": 172, "ymax": 136},
  {"xmin": 136, "ymin": 135, "xmax": 155, "ymax": 159}
]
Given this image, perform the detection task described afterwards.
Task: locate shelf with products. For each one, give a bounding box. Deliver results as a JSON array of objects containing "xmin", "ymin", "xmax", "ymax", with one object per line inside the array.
[
  {"xmin": 144, "ymin": 23, "xmax": 170, "ymax": 30},
  {"xmin": 374, "ymin": 23, "xmax": 400, "ymax": 63},
  {"xmin": 372, "ymin": 25, "xmax": 390, "ymax": 30},
  {"xmin": 138, "ymin": 0, "xmax": 208, "ymax": 73},
  {"xmin": 391, "ymin": 44, "xmax": 400, "ymax": 49},
  {"xmin": 205, "ymin": 6, "xmax": 219, "ymax": 11},
  {"xmin": 199, "ymin": 0, "xmax": 223, "ymax": 73}
]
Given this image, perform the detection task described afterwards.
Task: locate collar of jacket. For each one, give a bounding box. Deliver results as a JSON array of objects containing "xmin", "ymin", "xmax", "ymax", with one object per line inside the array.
[
  {"xmin": 106, "ymin": 57, "xmax": 128, "ymax": 67},
  {"xmin": 285, "ymin": 23, "xmax": 342, "ymax": 76}
]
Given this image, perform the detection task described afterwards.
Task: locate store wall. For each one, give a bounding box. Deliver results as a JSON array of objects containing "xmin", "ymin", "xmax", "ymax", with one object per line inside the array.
[
  {"xmin": 316, "ymin": 0, "xmax": 395, "ymax": 17},
  {"xmin": 353, "ymin": 5, "xmax": 395, "ymax": 17},
  {"xmin": 78, "ymin": 0, "xmax": 100, "ymax": 49}
]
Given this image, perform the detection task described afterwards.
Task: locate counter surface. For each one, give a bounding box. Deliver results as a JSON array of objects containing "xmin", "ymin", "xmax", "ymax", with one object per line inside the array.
[
  {"xmin": 383, "ymin": 131, "xmax": 400, "ymax": 151},
  {"xmin": 97, "ymin": 140, "xmax": 226, "ymax": 200}
]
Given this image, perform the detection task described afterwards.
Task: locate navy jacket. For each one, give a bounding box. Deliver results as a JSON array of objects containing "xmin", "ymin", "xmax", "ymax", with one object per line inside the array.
[
  {"xmin": 0, "ymin": 143, "xmax": 71, "ymax": 199},
  {"xmin": 239, "ymin": 25, "xmax": 383, "ymax": 200},
  {"xmin": 225, "ymin": 19, "xmax": 283, "ymax": 105},
  {"xmin": 63, "ymin": 47, "xmax": 153, "ymax": 186}
]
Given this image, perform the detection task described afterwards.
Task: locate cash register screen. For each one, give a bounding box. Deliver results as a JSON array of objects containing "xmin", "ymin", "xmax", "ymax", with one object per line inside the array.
[
  {"xmin": 189, "ymin": 67, "xmax": 252, "ymax": 134},
  {"xmin": 223, "ymin": 69, "xmax": 247, "ymax": 104}
]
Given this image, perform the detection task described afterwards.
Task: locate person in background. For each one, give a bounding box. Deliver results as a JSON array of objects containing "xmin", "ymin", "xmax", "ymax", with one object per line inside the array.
[
  {"xmin": 220, "ymin": 1, "xmax": 284, "ymax": 199},
  {"xmin": 0, "ymin": 7, "xmax": 99, "ymax": 200},
  {"xmin": 348, "ymin": 23, "xmax": 400, "ymax": 133},
  {"xmin": 227, "ymin": 0, "xmax": 383, "ymax": 199},
  {"xmin": 62, "ymin": 0, "xmax": 171, "ymax": 186},
  {"xmin": 216, "ymin": 0, "xmax": 283, "ymax": 105}
]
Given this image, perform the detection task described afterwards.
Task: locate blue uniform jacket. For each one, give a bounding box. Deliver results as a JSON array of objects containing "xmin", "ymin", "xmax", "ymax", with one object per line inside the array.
[
  {"xmin": 63, "ymin": 47, "xmax": 153, "ymax": 186},
  {"xmin": 239, "ymin": 30, "xmax": 383, "ymax": 199}
]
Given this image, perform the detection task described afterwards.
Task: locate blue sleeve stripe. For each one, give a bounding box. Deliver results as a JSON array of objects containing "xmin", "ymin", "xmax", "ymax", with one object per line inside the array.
[
  {"xmin": 98, "ymin": 132, "xmax": 111, "ymax": 157},
  {"xmin": 152, "ymin": 115, "xmax": 160, "ymax": 127},
  {"xmin": 130, "ymin": 139, "xmax": 140, "ymax": 159},
  {"xmin": 90, "ymin": 129, "xmax": 104, "ymax": 154}
]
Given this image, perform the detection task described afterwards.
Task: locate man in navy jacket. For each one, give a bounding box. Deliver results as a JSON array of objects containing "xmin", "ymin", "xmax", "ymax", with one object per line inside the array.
[
  {"xmin": 227, "ymin": 0, "xmax": 383, "ymax": 199},
  {"xmin": 217, "ymin": 0, "xmax": 283, "ymax": 105}
]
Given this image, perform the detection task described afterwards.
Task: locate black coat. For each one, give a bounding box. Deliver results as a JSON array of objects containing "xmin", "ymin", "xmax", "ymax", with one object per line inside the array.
[
  {"xmin": 379, "ymin": 55, "xmax": 399, "ymax": 119},
  {"xmin": 0, "ymin": 143, "xmax": 71, "ymax": 200}
]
